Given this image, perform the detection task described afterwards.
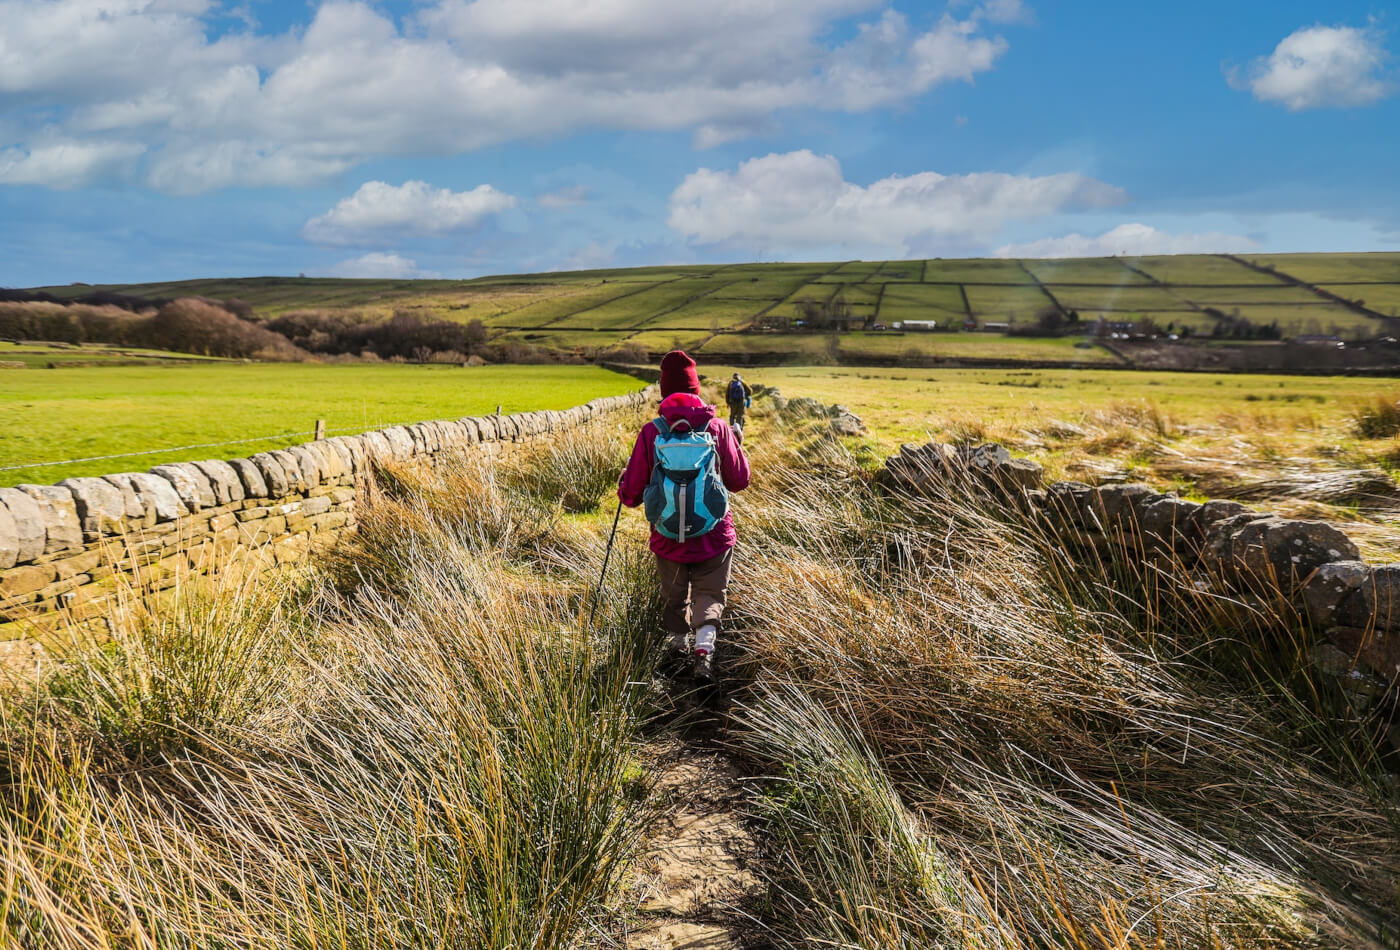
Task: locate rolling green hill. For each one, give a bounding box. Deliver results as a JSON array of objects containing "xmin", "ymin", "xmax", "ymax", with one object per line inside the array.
[{"xmin": 22, "ymin": 252, "xmax": 1400, "ymax": 361}]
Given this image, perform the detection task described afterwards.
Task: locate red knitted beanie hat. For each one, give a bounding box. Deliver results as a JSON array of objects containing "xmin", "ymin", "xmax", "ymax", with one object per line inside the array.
[{"xmin": 658, "ymin": 349, "xmax": 701, "ymax": 397}]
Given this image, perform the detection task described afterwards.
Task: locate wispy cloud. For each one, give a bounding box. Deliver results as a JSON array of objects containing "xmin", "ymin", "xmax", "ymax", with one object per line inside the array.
[{"xmin": 994, "ymin": 222, "xmax": 1257, "ymax": 258}]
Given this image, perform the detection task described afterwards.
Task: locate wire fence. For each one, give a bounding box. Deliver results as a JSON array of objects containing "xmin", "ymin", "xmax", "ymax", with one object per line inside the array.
[{"xmin": 0, "ymin": 411, "xmax": 504, "ymax": 476}]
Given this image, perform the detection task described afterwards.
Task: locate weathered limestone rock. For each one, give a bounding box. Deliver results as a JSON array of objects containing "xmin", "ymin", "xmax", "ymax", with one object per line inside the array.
[
  {"xmin": 1140, "ymin": 497, "xmax": 1203, "ymax": 555},
  {"xmin": 309, "ymin": 441, "xmax": 344, "ymax": 480},
  {"xmin": 100, "ymin": 474, "xmax": 149, "ymax": 523},
  {"xmin": 270, "ymin": 450, "xmax": 307, "ymax": 492},
  {"xmin": 1044, "ymin": 481, "xmax": 1094, "ymax": 529},
  {"xmin": 324, "ymin": 438, "xmax": 358, "ymax": 475},
  {"xmin": 359, "ymin": 431, "xmax": 393, "ymax": 464},
  {"xmin": 0, "ymin": 502, "xmax": 19, "ymax": 569},
  {"xmin": 192, "ymin": 460, "xmax": 246, "ymax": 505},
  {"xmin": 456, "ymin": 418, "xmax": 482, "ymax": 443},
  {"xmin": 1337, "ymin": 564, "xmax": 1400, "ymax": 631},
  {"xmin": 1327, "ymin": 625, "xmax": 1400, "ymax": 682},
  {"xmin": 287, "ymin": 445, "xmax": 324, "ymax": 487},
  {"xmin": 1229, "ymin": 518, "xmax": 1359, "ymax": 593},
  {"xmin": 1197, "ymin": 499, "xmax": 1253, "ymax": 529},
  {"xmin": 59, "ymin": 476, "xmax": 128, "ymax": 538},
  {"xmin": 18, "ymin": 485, "xmax": 83, "ymax": 554},
  {"xmin": 250, "ymin": 453, "xmax": 290, "ymax": 497},
  {"xmin": 1091, "ymin": 484, "xmax": 1154, "ymax": 532},
  {"xmin": 1302, "ymin": 561, "xmax": 1371, "ymax": 628},
  {"xmin": 0, "ymin": 488, "xmax": 46, "ymax": 563},
  {"xmin": 381, "ymin": 427, "xmax": 415, "ymax": 459},
  {"xmin": 150, "ymin": 463, "xmax": 216, "ymax": 511},
  {"xmin": 227, "ymin": 458, "xmax": 269, "ymax": 499}
]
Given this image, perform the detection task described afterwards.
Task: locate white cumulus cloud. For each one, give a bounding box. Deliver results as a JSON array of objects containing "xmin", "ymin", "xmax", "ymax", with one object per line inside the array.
[
  {"xmin": 1233, "ymin": 23, "xmax": 1393, "ymax": 110},
  {"xmin": 667, "ymin": 150, "xmax": 1126, "ymax": 257},
  {"xmin": 993, "ymin": 222, "xmax": 1258, "ymax": 258},
  {"xmin": 0, "ymin": 0, "xmax": 1024, "ymax": 192},
  {"xmin": 328, "ymin": 251, "xmax": 431, "ymax": 279},
  {"xmin": 304, "ymin": 180, "xmax": 517, "ymax": 246}
]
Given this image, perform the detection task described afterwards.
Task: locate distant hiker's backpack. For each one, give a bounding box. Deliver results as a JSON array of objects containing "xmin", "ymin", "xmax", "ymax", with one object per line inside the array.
[
  {"xmin": 727, "ymin": 379, "xmax": 746, "ymax": 403},
  {"xmin": 643, "ymin": 417, "xmax": 729, "ymax": 542}
]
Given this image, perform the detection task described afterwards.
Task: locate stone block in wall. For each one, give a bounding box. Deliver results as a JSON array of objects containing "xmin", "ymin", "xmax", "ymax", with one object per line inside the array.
[
  {"xmin": 192, "ymin": 460, "xmax": 245, "ymax": 505},
  {"xmin": 1336, "ymin": 565, "xmax": 1400, "ymax": 632},
  {"xmin": 301, "ymin": 496, "xmax": 332, "ymax": 517},
  {"xmin": 1197, "ymin": 500, "xmax": 1252, "ymax": 530},
  {"xmin": 101, "ymin": 474, "xmax": 153, "ymax": 525},
  {"xmin": 360, "ymin": 431, "xmax": 393, "ymax": 464},
  {"xmin": 1090, "ymin": 484, "xmax": 1153, "ymax": 535},
  {"xmin": 1139, "ymin": 497, "xmax": 1203, "ymax": 557},
  {"xmin": 0, "ymin": 562, "xmax": 58, "ymax": 600},
  {"xmin": 1326, "ymin": 625, "xmax": 1400, "ymax": 683},
  {"xmin": 310, "ymin": 441, "xmax": 345, "ymax": 480},
  {"xmin": 288, "ymin": 445, "xmax": 324, "ymax": 487},
  {"xmin": 269, "ymin": 450, "xmax": 307, "ymax": 492},
  {"xmin": 1227, "ymin": 518, "xmax": 1359, "ymax": 595},
  {"xmin": 250, "ymin": 453, "xmax": 290, "ymax": 496},
  {"xmin": 113, "ymin": 472, "xmax": 188, "ymax": 525},
  {"xmin": 325, "ymin": 438, "xmax": 358, "ymax": 475},
  {"xmin": 17, "ymin": 485, "xmax": 83, "ymax": 555},
  {"xmin": 381, "ymin": 427, "xmax": 415, "ymax": 459},
  {"xmin": 1303, "ymin": 561, "xmax": 1371, "ymax": 629},
  {"xmin": 0, "ymin": 488, "xmax": 46, "ymax": 564},
  {"xmin": 59, "ymin": 476, "xmax": 128, "ymax": 539},
  {"xmin": 475, "ymin": 416, "xmax": 499, "ymax": 441},
  {"xmin": 1043, "ymin": 481, "xmax": 1094, "ymax": 530},
  {"xmin": 228, "ymin": 458, "xmax": 269, "ymax": 499},
  {"xmin": 0, "ymin": 504, "xmax": 20, "ymax": 570},
  {"xmin": 150, "ymin": 463, "xmax": 216, "ymax": 512},
  {"xmin": 455, "ymin": 418, "xmax": 481, "ymax": 443}
]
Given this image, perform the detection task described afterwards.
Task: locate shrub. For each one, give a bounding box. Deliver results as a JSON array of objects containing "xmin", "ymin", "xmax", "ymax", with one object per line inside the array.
[{"xmin": 1351, "ymin": 394, "xmax": 1400, "ymax": 439}]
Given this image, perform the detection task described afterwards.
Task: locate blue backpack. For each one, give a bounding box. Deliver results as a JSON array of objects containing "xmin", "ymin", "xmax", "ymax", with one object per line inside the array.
[{"xmin": 643, "ymin": 416, "xmax": 729, "ymax": 542}]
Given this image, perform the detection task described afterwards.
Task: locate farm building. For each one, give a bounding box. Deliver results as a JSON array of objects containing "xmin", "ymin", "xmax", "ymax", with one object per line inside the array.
[{"xmin": 892, "ymin": 320, "xmax": 938, "ymax": 331}]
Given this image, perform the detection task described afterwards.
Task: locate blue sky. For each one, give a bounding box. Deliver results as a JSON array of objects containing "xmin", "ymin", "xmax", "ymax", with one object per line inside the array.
[{"xmin": 1, "ymin": 0, "xmax": 1397, "ymax": 285}]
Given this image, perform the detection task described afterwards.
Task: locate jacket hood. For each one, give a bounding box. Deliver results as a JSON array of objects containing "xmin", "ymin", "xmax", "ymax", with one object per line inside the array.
[{"xmin": 659, "ymin": 401, "xmax": 716, "ymax": 431}]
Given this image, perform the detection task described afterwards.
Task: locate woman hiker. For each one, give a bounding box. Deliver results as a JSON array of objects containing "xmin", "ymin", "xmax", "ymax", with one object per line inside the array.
[{"xmin": 617, "ymin": 350, "xmax": 751, "ymax": 682}]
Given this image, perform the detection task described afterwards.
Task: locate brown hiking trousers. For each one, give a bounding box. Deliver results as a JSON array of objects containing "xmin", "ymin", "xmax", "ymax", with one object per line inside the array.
[{"xmin": 656, "ymin": 548, "xmax": 732, "ymax": 637}]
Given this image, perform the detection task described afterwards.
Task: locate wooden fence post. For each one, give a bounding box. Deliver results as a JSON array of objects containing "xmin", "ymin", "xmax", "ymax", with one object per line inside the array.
[{"xmin": 314, "ymin": 419, "xmax": 326, "ymax": 441}]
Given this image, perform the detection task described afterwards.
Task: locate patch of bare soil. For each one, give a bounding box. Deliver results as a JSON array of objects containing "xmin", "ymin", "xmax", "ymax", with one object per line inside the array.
[{"xmin": 615, "ymin": 740, "xmax": 767, "ymax": 950}]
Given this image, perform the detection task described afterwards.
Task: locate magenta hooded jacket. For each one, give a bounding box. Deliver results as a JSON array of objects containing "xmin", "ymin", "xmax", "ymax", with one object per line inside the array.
[{"xmin": 617, "ymin": 401, "xmax": 750, "ymax": 563}]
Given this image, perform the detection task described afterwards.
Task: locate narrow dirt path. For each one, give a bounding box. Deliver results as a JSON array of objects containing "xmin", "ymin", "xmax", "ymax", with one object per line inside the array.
[{"xmin": 616, "ymin": 688, "xmax": 769, "ymax": 949}]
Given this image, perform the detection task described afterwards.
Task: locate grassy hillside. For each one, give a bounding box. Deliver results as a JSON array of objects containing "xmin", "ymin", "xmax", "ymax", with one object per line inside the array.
[{"xmin": 25, "ymin": 253, "xmax": 1400, "ymax": 360}]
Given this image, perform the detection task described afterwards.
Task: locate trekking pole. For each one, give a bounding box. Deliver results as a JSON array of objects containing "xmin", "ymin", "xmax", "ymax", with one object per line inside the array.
[{"xmin": 588, "ymin": 497, "xmax": 624, "ymax": 629}]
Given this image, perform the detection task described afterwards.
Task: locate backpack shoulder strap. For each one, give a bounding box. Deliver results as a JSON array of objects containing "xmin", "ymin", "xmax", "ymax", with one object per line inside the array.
[{"xmin": 651, "ymin": 415, "xmax": 671, "ymax": 436}]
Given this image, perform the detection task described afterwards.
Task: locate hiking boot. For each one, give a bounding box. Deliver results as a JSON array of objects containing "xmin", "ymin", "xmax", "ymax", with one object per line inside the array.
[
  {"xmin": 661, "ymin": 644, "xmax": 689, "ymax": 678},
  {"xmin": 692, "ymin": 650, "xmax": 715, "ymax": 683}
]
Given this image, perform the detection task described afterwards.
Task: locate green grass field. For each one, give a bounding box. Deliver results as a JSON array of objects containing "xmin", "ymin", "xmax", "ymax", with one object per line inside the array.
[
  {"xmin": 0, "ymin": 342, "xmax": 231, "ymax": 367},
  {"xmin": 0, "ymin": 363, "xmax": 642, "ymax": 485}
]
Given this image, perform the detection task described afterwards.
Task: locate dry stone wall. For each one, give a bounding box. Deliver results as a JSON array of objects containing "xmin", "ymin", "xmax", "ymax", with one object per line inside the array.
[
  {"xmin": 0, "ymin": 388, "xmax": 657, "ymax": 649},
  {"xmin": 882, "ymin": 440, "xmax": 1400, "ymax": 749}
]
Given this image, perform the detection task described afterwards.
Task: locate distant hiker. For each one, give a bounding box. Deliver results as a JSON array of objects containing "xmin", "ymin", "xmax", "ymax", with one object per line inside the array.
[
  {"xmin": 726, "ymin": 372, "xmax": 752, "ymax": 430},
  {"xmin": 618, "ymin": 350, "xmax": 751, "ymax": 682}
]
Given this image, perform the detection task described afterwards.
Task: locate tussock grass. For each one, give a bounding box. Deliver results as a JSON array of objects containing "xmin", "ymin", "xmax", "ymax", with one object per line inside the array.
[
  {"xmin": 3, "ymin": 405, "xmax": 1397, "ymax": 947},
  {"xmin": 1351, "ymin": 394, "xmax": 1400, "ymax": 440},
  {"xmin": 0, "ymin": 440, "xmax": 658, "ymax": 947},
  {"xmin": 723, "ymin": 413, "xmax": 1400, "ymax": 948}
]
